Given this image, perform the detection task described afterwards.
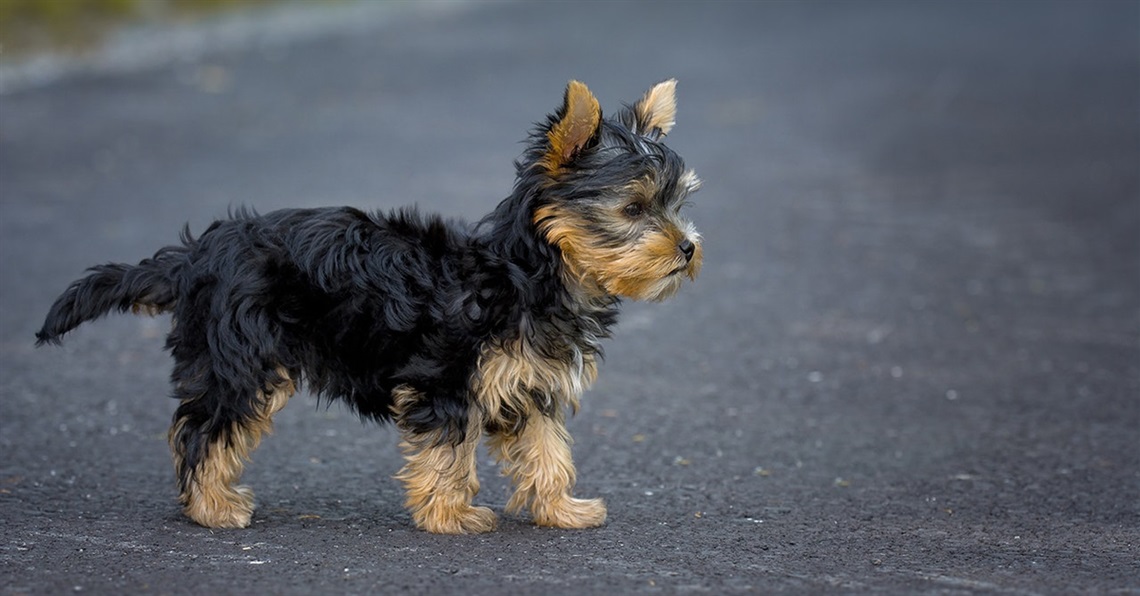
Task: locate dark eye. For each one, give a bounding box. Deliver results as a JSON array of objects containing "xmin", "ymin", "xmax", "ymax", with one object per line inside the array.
[{"xmin": 623, "ymin": 203, "xmax": 645, "ymax": 218}]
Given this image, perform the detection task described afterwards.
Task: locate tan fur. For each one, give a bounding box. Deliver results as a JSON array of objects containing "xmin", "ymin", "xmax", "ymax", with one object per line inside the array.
[
  {"xmin": 180, "ymin": 435, "xmax": 257, "ymax": 529},
  {"xmin": 172, "ymin": 369, "xmax": 294, "ymax": 529},
  {"xmin": 534, "ymin": 203, "xmax": 702, "ymax": 301},
  {"xmin": 542, "ymin": 80, "xmax": 602, "ymax": 171},
  {"xmin": 623, "ymin": 175, "xmax": 659, "ymax": 204},
  {"xmin": 634, "ymin": 79, "xmax": 678, "ymax": 136},
  {"xmin": 474, "ymin": 337, "xmax": 597, "ymax": 427},
  {"xmin": 391, "ymin": 385, "xmax": 496, "ymax": 534},
  {"xmin": 487, "ymin": 410, "xmax": 606, "ymax": 529},
  {"xmin": 679, "ymin": 169, "xmax": 703, "ymax": 194},
  {"xmin": 393, "ymin": 347, "xmax": 605, "ymax": 532},
  {"xmin": 476, "ymin": 338, "xmax": 605, "ymax": 528}
]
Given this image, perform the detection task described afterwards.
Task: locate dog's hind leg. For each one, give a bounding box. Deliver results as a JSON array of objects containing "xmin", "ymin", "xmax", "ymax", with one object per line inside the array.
[
  {"xmin": 168, "ymin": 365, "xmax": 294, "ymax": 529},
  {"xmin": 390, "ymin": 386, "xmax": 497, "ymax": 534}
]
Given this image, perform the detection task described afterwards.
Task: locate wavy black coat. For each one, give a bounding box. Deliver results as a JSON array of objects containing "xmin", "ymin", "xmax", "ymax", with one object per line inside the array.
[{"xmin": 36, "ymin": 194, "xmax": 619, "ymax": 451}]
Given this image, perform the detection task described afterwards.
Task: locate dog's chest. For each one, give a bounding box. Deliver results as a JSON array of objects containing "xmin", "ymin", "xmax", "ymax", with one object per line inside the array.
[{"xmin": 473, "ymin": 334, "xmax": 598, "ymax": 428}]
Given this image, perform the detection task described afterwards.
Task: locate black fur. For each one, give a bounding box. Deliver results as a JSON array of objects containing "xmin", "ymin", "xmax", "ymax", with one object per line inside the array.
[
  {"xmin": 38, "ymin": 202, "xmax": 618, "ymax": 437},
  {"xmin": 36, "ymin": 80, "xmax": 699, "ymax": 529}
]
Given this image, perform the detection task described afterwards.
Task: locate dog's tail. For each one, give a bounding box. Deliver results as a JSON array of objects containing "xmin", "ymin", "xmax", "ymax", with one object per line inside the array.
[{"xmin": 35, "ymin": 248, "xmax": 184, "ymax": 346}]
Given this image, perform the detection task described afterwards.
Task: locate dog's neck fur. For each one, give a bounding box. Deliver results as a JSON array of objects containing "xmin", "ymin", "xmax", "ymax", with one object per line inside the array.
[{"xmin": 475, "ymin": 186, "xmax": 618, "ymax": 362}]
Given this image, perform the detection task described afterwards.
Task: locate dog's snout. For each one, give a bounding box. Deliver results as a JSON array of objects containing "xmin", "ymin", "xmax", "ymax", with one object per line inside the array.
[{"xmin": 678, "ymin": 239, "xmax": 695, "ymax": 262}]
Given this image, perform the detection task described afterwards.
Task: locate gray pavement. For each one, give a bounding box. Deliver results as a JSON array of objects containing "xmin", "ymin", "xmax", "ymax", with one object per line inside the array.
[{"xmin": 1, "ymin": 1, "xmax": 1137, "ymax": 594}]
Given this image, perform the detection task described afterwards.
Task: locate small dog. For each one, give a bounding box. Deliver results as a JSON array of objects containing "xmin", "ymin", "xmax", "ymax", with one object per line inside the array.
[{"xmin": 36, "ymin": 80, "xmax": 702, "ymax": 533}]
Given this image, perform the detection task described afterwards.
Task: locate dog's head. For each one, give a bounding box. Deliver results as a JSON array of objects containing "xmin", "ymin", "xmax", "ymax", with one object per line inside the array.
[{"xmin": 525, "ymin": 80, "xmax": 703, "ymax": 302}]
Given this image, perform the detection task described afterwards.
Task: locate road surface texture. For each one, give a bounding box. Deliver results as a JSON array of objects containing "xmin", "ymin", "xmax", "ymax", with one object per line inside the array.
[{"xmin": 1, "ymin": 1, "xmax": 1137, "ymax": 594}]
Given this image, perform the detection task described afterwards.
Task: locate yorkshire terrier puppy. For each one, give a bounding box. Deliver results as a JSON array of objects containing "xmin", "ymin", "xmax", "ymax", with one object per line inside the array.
[{"xmin": 37, "ymin": 80, "xmax": 702, "ymax": 533}]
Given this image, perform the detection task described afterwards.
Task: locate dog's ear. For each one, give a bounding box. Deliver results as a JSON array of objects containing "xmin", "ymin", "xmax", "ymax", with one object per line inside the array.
[
  {"xmin": 543, "ymin": 80, "xmax": 602, "ymax": 170},
  {"xmin": 632, "ymin": 79, "xmax": 677, "ymax": 138}
]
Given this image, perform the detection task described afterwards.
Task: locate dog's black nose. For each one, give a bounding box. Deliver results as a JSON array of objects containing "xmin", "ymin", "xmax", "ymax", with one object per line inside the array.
[{"xmin": 678, "ymin": 239, "xmax": 695, "ymax": 261}]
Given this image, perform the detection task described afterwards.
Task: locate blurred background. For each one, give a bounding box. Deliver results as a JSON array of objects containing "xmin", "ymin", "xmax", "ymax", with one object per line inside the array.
[
  {"xmin": 1, "ymin": 1, "xmax": 1137, "ymax": 593},
  {"xmin": 1, "ymin": 0, "xmax": 265, "ymax": 53}
]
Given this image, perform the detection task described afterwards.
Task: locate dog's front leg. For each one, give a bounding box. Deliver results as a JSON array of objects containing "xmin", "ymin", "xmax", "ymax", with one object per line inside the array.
[
  {"xmin": 391, "ymin": 387, "xmax": 496, "ymax": 534},
  {"xmin": 488, "ymin": 409, "xmax": 607, "ymax": 529}
]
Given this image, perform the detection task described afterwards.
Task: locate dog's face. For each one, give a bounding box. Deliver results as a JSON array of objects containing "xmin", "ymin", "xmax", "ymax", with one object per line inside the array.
[{"xmin": 532, "ymin": 80, "xmax": 703, "ymax": 302}]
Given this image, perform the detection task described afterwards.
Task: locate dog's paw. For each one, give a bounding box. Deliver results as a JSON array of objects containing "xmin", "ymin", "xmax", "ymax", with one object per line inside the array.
[
  {"xmin": 417, "ymin": 504, "xmax": 498, "ymax": 534},
  {"xmin": 532, "ymin": 496, "xmax": 607, "ymax": 529},
  {"xmin": 185, "ymin": 484, "xmax": 255, "ymax": 529}
]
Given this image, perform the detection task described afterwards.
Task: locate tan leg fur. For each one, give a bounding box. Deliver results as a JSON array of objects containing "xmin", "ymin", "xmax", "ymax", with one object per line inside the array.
[
  {"xmin": 391, "ymin": 386, "xmax": 497, "ymax": 534},
  {"xmin": 172, "ymin": 370, "xmax": 294, "ymax": 528}
]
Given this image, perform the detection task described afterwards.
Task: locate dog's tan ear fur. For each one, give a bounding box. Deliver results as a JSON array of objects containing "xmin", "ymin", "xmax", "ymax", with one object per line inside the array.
[
  {"xmin": 633, "ymin": 79, "xmax": 678, "ymax": 137},
  {"xmin": 544, "ymin": 81, "xmax": 602, "ymax": 170}
]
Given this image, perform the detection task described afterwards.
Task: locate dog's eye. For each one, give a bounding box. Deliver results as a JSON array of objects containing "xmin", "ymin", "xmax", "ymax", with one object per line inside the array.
[{"xmin": 623, "ymin": 203, "xmax": 645, "ymax": 218}]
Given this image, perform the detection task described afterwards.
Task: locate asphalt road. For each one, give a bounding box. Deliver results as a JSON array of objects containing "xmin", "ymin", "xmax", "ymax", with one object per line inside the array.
[{"xmin": 2, "ymin": 1, "xmax": 1137, "ymax": 594}]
